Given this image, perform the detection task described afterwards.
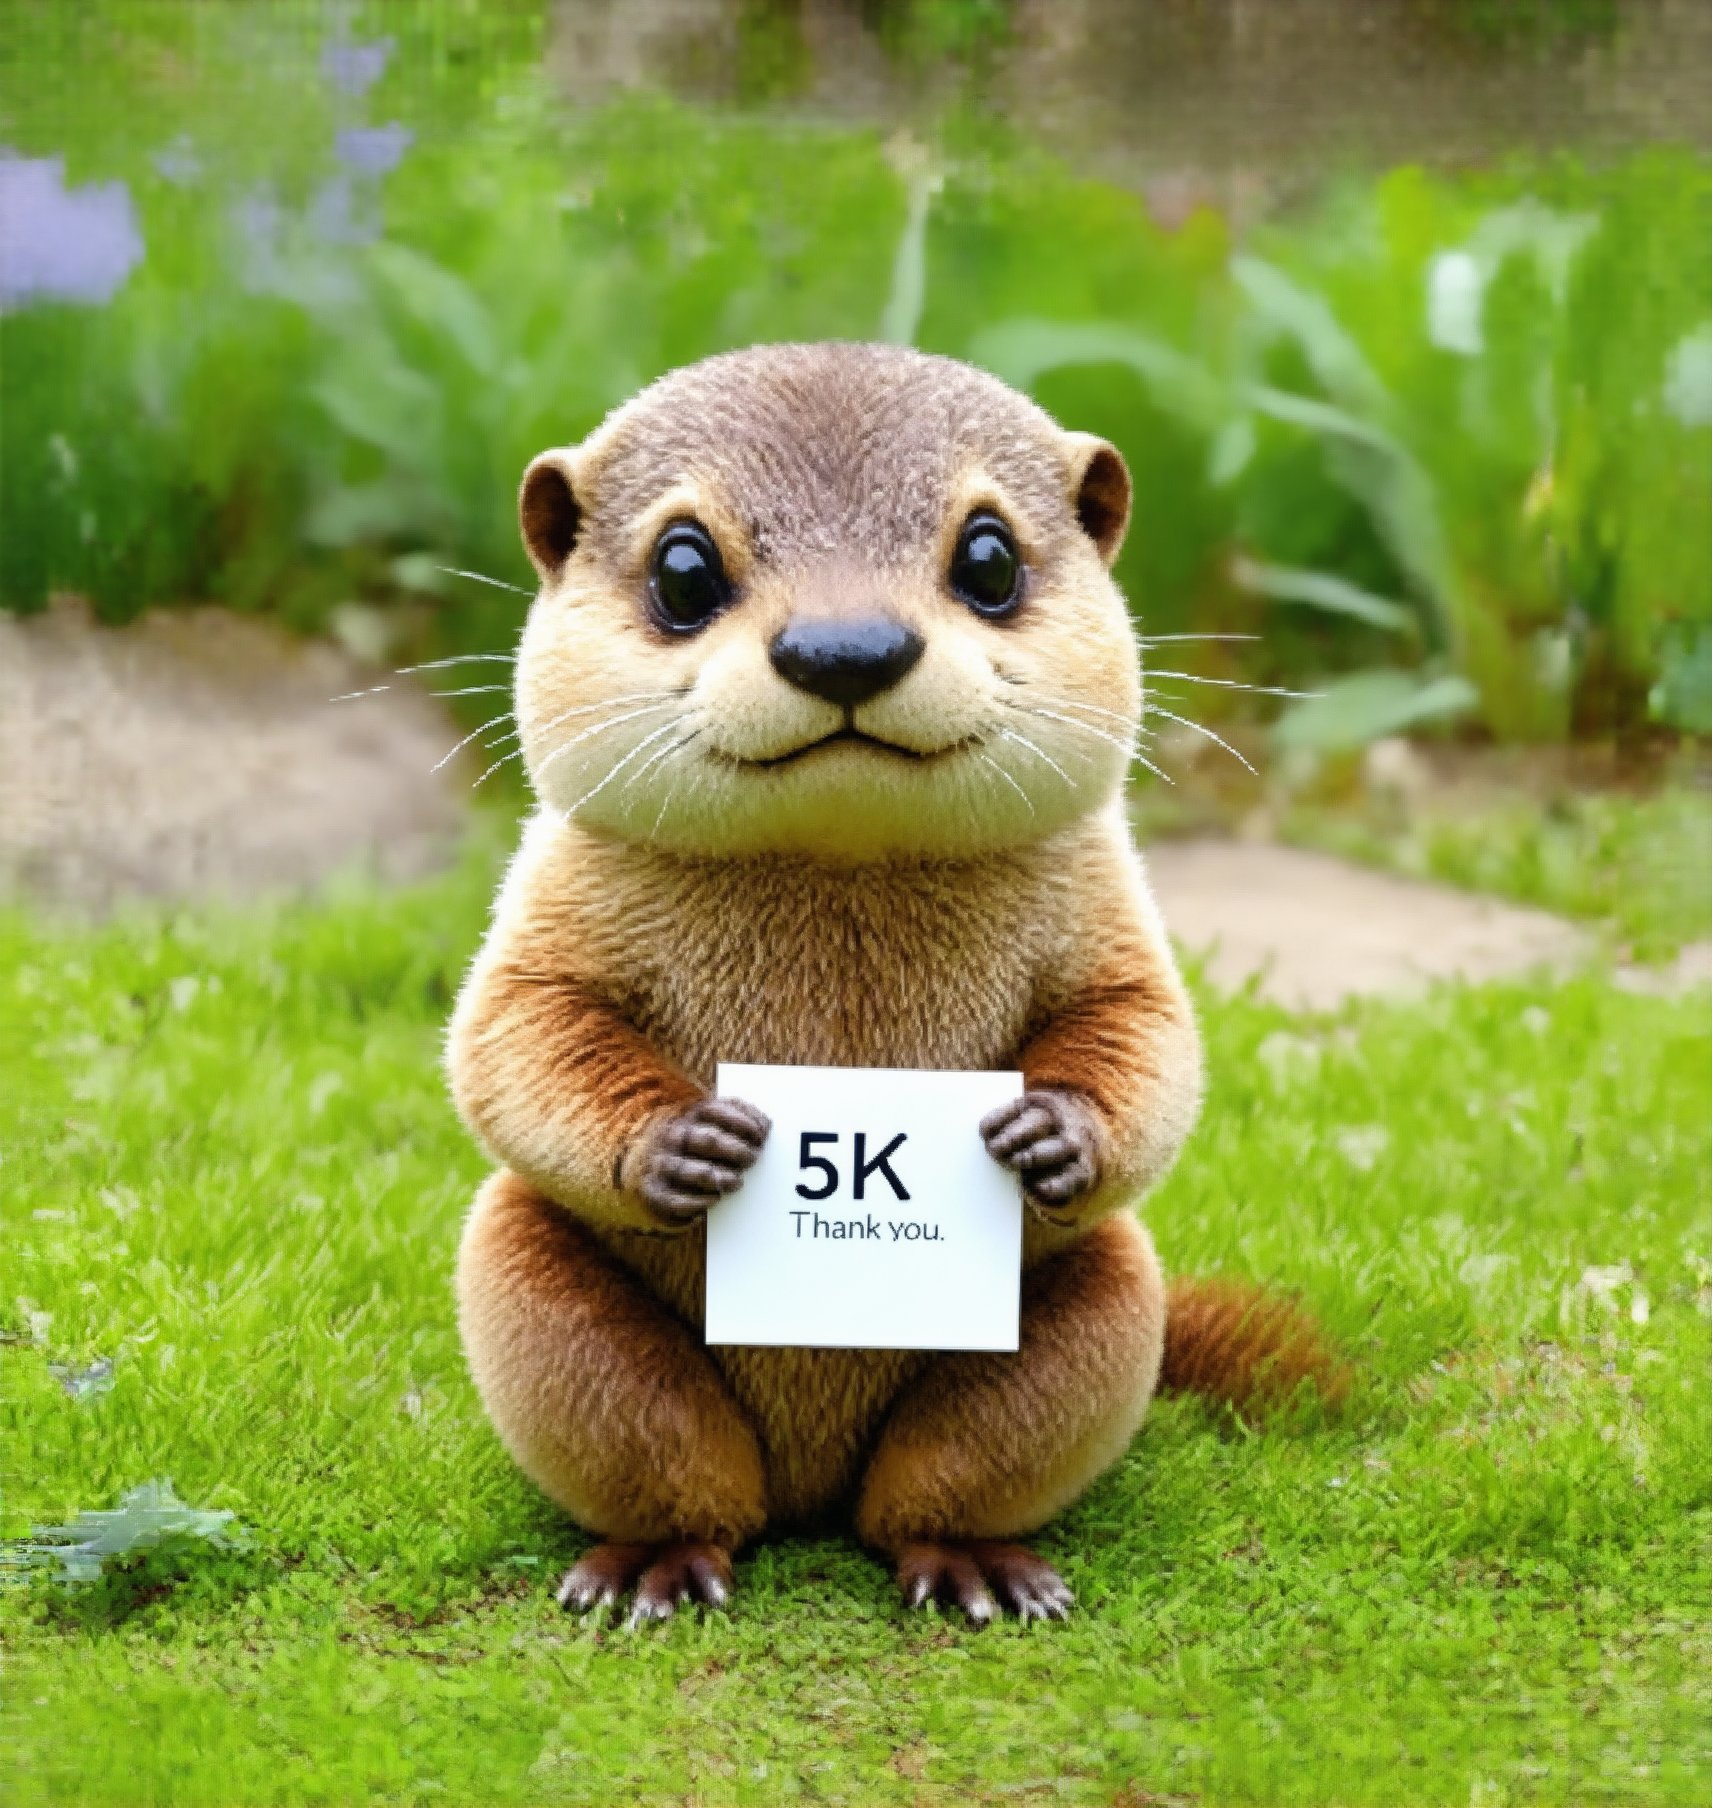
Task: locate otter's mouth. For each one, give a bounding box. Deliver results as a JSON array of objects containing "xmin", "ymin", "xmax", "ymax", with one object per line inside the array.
[{"xmin": 729, "ymin": 728, "xmax": 977, "ymax": 770}]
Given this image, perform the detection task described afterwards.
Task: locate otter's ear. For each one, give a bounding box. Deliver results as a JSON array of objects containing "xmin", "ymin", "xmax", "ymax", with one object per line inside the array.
[
  {"xmin": 1063, "ymin": 433, "xmax": 1131, "ymax": 568},
  {"xmin": 519, "ymin": 449, "xmax": 583, "ymax": 582}
]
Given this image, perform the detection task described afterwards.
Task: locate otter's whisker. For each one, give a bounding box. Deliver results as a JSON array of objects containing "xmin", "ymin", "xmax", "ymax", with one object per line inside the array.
[
  {"xmin": 1019, "ymin": 693, "xmax": 1137, "ymax": 732},
  {"xmin": 535, "ymin": 690, "xmax": 680, "ymax": 735},
  {"xmin": 397, "ymin": 653, "xmax": 519, "ymax": 673},
  {"xmin": 559, "ymin": 717, "xmax": 686, "ymax": 820},
  {"xmin": 995, "ymin": 726, "xmax": 1073, "ymax": 787},
  {"xmin": 470, "ymin": 743, "xmax": 527, "ymax": 790},
  {"xmin": 431, "ymin": 710, "xmax": 518, "ymax": 776},
  {"xmin": 1146, "ymin": 669, "xmax": 1319, "ymax": 699},
  {"xmin": 434, "ymin": 565, "xmax": 535, "ymax": 597},
  {"xmin": 1022, "ymin": 704, "xmax": 1175, "ymax": 788},
  {"xmin": 1132, "ymin": 751, "xmax": 1176, "ymax": 786},
  {"xmin": 1137, "ymin": 633, "xmax": 1260, "ymax": 645},
  {"xmin": 649, "ymin": 768, "xmax": 688, "ymax": 843},
  {"xmin": 532, "ymin": 701, "xmax": 680, "ymax": 785},
  {"xmin": 473, "ymin": 752, "xmax": 524, "ymax": 788},
  {"xmin": 1020, "ymin": 706, "xmax": 1136, "ymax": 762},
  {"xmin": 469, "ymin": 694, "xmax": 672, "ymax": 791},
  {"xmin": 622, "ymin": 728, "xmax": 701, "ymax": 796},
  {"xmin": 975, "ymin": 750, "xmax": 1036, "ymax": 815},
  {"xmin": 331, "ymin": 670, "xmax": 518, "ymax": 705},
  {"xmin": 521, "ymin": 689, "xmax": 680, "ymax": 753},
  {"xmin": 473, "ymin": 753, "xmax": 525, "ymax": 788},
  {"xmin": 647, "ymin": 737, "xmax": 703, "ymax": 842},
  {"xmin": 1144, "ymin": 705, "xmax": 1258, "ymax": 775}
]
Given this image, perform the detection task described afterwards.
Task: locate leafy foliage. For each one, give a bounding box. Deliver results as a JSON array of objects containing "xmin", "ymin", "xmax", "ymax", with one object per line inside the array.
[
  {"xmin": 0, "ymin": 3, "xmax": 1707, "ymax": 748},
  {"xmin": 1225, "ymin": 161, "xmax": 1712, "ymax": 743}
]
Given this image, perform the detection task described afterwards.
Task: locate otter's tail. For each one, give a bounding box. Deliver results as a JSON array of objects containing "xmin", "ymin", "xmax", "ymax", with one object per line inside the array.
[{"xmin": 1161, "ymin": 1278, "xmax": 1349, "ymax": 1411}]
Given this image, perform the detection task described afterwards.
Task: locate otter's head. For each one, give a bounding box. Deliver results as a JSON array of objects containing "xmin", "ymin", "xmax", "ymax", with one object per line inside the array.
[{"xmin": 513, "ymin": 343, "xmax": 1138, "ymax": 862}]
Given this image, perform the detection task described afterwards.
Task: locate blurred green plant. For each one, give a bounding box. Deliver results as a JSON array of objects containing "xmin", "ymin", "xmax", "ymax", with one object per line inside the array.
[
  {"xmin": 1225, "ymin": 160, "xmax": 1712, "ymax": 747},
  {"xmin": 0, "ymin": 0, "xmax": 1707, "ymax": 752},
  {"xmin": 971, "ymin": 156, "xmax": 1711, "ymax": 748},
  {"xmin": 1444, "ymin": 0, "xmax": 1621, "ymax": 52}
]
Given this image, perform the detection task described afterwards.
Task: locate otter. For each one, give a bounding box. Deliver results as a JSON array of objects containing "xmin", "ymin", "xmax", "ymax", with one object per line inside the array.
[{"xmin": 448, "ymin": 342, "xmax": 1337, "ymax": 1626}]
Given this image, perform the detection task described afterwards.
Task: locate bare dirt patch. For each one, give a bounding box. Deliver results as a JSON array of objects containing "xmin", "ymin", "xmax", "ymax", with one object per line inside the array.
[{"xmin": 0, "ymin": 598, "xmax": 466, "ymax": 914}]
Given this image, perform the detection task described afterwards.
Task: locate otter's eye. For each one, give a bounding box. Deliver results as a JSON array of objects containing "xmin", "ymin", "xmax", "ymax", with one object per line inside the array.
[
  {"xmin": 650, "ymin": 522, "xmax": 731, "ymax": 632},
  {"xmin": 950, "ymin": 512, "xmax": 1022, "ymax": 618}
]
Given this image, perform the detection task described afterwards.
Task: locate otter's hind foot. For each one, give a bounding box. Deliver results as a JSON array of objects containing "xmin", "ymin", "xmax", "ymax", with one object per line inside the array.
[
  {"xmin": 895, "ymin": 1540, "xmax": 1073, "ymax": 1625},
  {"xmin": 555, "ymin": 1540, "xmax": 733, "ymax": 1626}
]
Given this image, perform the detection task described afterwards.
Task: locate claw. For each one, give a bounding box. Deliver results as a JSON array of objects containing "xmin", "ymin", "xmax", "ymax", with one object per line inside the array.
[
  {"xmin": 896, "ymin": 1540, "xmax": 1073, "ymax": 1626},
  {"xmin": 686, "ymin": 1551, "xmax": 730, "ymax": 1607},
  {"xmin": 962, "ymin": 1586, "xmax": 997, "ymax": 1627},
  {"xmin": 559, "ymin": 1540, "xmax": 735, "ymax": 1625}
]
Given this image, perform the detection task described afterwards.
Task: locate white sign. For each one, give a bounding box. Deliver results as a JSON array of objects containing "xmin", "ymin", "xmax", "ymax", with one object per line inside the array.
[{"xmin": 705, "ymin": 1063, "xmax": 1024, "ymax": 1352}]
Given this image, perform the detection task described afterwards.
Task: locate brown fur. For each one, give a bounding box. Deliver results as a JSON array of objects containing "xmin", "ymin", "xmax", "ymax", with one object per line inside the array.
[
  {"xmin": 1160, "ymin": 1278, "xmax": 1351, "ymax": 1411},
  {"xmin": 855, "ymin": 1214, "xmax": 1165, "ymax": 1547},
  {"xmin": 447, "ymin": 343, "xmax": 1336, "ymax": 1613},
  {"xmin": 457, "ymin": 1169, "xmax": 766, "ymax": 1545}
]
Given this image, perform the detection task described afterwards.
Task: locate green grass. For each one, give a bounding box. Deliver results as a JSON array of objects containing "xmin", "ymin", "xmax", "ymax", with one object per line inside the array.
[{"xmin": 4, "ymin": 834, "xmax": 1711, "ymax": 1806}]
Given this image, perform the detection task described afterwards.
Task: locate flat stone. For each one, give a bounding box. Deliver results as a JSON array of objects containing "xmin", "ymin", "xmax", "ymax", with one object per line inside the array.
[{"xmin": 1145, "ymin": 837, "xmax": 1598, "ymax": 1010}]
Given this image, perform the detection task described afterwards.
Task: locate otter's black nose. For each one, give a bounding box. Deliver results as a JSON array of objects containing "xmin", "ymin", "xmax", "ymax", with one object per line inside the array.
[{"xmin": 768, "ymin": 616, "xmax": 925, "ymax": 708}]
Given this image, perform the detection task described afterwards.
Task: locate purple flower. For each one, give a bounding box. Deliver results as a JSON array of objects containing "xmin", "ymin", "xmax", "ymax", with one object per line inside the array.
[
  {"xmin": 321, "ymin": 36, "xmax": 394, "ymax": 99},
  {"xmin": 334, "ymin": 123, "xmax": 412, "ymax": 179},
  {"xmin": 307, "ymin": 172, "xmax": 379, "ymax": 246},
  {"xmin": 230, "ymin": 181, "xmax": 361, "ymax": 302},
  {"xmin": 233, "ymin": 185, "xmax": 285, "ymax": 258},
  {"xmin": 0, "ymin": 152, "xmax": 144, "ymax": 311}
]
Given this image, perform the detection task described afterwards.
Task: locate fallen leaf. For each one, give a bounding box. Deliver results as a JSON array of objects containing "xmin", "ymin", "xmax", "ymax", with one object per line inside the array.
[{"xmin": 10, "ymin": 1478, "xmax": 240, "ymax": 1583}]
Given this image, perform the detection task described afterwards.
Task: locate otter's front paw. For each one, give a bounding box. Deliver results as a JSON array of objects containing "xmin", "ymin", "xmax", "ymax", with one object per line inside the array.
[
  {"xmin": 633, "ymin": 1098, "xmax": 771, "ymax": 1224},
  {"xmin": 980, "ymin": 1089, "xmax": 1100, "ymax": 1211}
]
